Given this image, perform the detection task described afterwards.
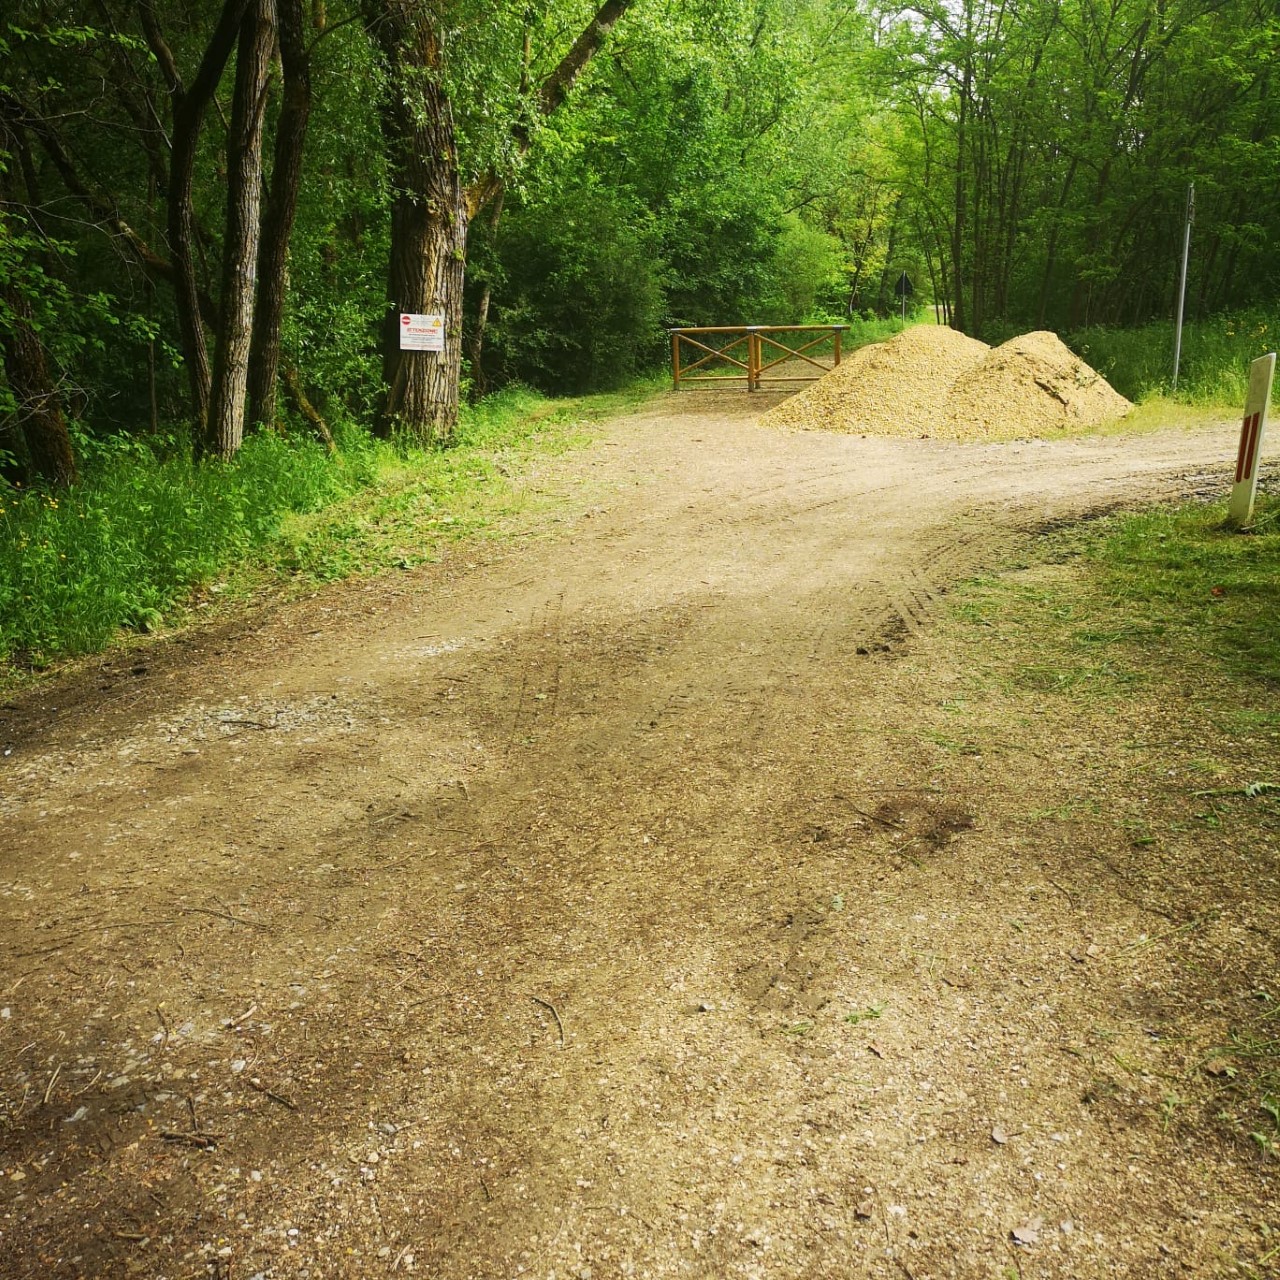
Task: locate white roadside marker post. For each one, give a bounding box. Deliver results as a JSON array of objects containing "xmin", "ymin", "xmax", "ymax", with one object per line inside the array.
[{"xmin": 1228, "ymin": 351, "xmax": 1276, "ymax": 526}]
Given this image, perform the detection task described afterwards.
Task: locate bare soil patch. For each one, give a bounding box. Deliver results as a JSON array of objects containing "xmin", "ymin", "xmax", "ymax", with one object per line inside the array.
[{"xmin": 0, "ymin": 395, "xmax": 1276, "ymax": 1279}]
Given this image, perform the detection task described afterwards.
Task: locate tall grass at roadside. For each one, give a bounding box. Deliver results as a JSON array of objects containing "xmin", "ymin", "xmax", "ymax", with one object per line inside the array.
[
  {"xmin": 0, "ymin": 379, "xmax": 660, "ymax": 674},
  {"xmin": 272, "ymin": 379, "xmax": 658, "ymax": 581},
  {"xmin": 1069, "ymin": 308, "xmax": 1278, "ymax": 404},
  {"xmin": 0, "ymin": 432, "xmax": 365, "ymax": 666}
]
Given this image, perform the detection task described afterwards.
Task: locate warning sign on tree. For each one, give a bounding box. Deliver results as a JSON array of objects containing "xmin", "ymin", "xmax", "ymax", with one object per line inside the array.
[{"xmin": 399, "ymin": 313, "xmax": 445, "ymax": 352}]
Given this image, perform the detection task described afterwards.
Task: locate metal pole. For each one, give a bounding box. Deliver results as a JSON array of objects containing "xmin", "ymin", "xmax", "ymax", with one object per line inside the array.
[{"xmin": 1173, "ymin": 183, "xmax": 1195, "ymax": 391}]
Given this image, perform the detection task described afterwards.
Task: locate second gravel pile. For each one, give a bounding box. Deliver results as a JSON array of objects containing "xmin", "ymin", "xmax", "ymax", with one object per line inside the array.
[{"xmin": 762, "ymin": 326, "xmax": 1131, "ymax": 440}]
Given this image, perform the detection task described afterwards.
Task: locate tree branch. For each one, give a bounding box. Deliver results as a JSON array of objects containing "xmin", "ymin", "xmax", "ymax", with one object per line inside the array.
[{"xmin": 539, "ymin": 0, "xmax": 632, "ymax": 117}]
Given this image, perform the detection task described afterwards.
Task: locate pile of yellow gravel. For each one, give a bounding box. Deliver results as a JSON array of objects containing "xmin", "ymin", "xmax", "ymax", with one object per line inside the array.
[{"xmin": 761, "ymin": 325, "xmax": 1131, "ymax": 440}]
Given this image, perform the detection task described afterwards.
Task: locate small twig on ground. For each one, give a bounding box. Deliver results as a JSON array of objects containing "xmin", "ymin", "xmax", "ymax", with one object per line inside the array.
[
  {"xmin": 844, "ymin": 802, "xmax": 906, "ymax": 830},
  {"xmin": 530, "ymin": 994, "xmax": 565, "ymax": 1046},
  {"xmin": 178, "ymin": 906, "xmax": 270, "ymax": 931},
  {"xmin": 155, "ymin": 1006, "xmax": 170, "ymax": 1051},
  {"xmin": 75, "ymin": 1067, "xmax": 104, "ymax": 1096},
  {"xmin": 1047, "ymin": 879, "xmax": 1078, "ymax": 909},
  {"xmin": 17, "ymin": 918, "xmax": 182, "ymax": 957},
  {"xmin": 231, "ymin": 1002, "xmax": 259, "ymax": 1027},
  {"xmin": 42, "ymin": 1062, "xmax": 62, "ymax": 1105},
  {"xmin": 247, "ymin": 1077, "xmax": 298, "ymax": 1111},
  {"xmin": 160, "ymin": 1130, "xmax": 220, "ymax": 1150}
]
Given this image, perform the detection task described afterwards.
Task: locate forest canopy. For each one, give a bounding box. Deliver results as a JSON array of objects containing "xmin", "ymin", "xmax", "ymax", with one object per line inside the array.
[{"xmin": 1, "ymin": 0, "xmax": 1278, "ymax": 486}]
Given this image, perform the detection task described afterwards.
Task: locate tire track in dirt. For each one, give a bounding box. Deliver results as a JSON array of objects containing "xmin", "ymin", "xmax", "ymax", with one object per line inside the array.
[{"xmin": 1, "ymin": 406, "xmax": 1275, "ymax": 1280}]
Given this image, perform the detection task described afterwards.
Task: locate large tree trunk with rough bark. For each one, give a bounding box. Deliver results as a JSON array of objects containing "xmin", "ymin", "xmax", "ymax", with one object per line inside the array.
[
  {"xmin": 364, "ymin": 0, "xmax": 634, "ymax": 444},
  {"xmin": 366, "ymin": 9, "xmax": 468, "ymax": 443},
  {"xmin": 247, "ymin": 0, "xmax": 312, "ymax": 432},
  {"xmin": 207, "ymin": 0, "xmax": 275, "ymax": 459}
]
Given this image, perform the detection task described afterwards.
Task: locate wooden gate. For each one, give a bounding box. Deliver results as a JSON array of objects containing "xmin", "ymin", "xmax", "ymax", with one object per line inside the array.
[{"xmin": 670, "ymin": 325, "xmax": 849, "ymax": 391}]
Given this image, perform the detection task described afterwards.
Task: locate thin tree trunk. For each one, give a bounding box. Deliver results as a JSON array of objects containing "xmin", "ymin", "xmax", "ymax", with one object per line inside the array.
[
  {"xmin": 466, "ymin": 192, "xmax": 503, "ymax": 403},
  {"xmin": 207, "ymin": 0, "xmax": 275, "ymax": 459},
  {"xmin": 247, "ymin": 0, "xmax": 312, "ymax": 431},
  {"xmin": 145, "ymin": 0, "xmax": 252, "ymax": 441},
  {"xmin": 0, "ymin": 143, "xmax": 76, "ymax": 488},
  {"xmin": 282, "ymin": 363, "xmax": 335, "ymax": 451},
  {"xmin": 951, "ymin": 79, "xmax": 970, "ymax": 332}
]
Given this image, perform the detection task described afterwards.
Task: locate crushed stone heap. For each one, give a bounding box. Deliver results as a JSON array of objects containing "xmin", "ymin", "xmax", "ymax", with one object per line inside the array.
[
  {"xmin": 762, "ymin": 324, "xmax": 990, "ymax": 437},
  {"xmin": 943, "ymin": 330, "xmax": 1132, "ymax": 436},
  {"xmin": 761, "ymin": 325, "xmax": 1131, "ymax": 440}
]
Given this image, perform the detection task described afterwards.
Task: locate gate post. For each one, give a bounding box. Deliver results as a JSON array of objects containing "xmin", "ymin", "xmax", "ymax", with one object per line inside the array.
[
  {"xmin": 747, "ymin": 329, "xmax": 760, "ymax": 392},
  {"xmin": 671, "ymin": 331, "xmax": 682, "ymax": 390}
]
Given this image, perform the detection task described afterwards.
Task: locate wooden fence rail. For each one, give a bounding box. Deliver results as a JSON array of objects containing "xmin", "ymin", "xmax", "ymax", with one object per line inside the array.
[{"xmin": 670, "ymin": 325, "xmax": 849, "ymax": 391}]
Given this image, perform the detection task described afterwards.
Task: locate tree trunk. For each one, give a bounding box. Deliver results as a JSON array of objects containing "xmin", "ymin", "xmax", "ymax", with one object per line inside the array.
[
  {"xmin": 207, "ymin": 0, "xmax": 276, "ymax": 459},
  {"xmin": 148, "ymin": 0, "xmax": 252, "ymax": 442},
  {"xmin": 247, "ymin": 0, "xmax": 312, "ymax": 432},
  {"xmin": 950, "ymin": 61, "xmax": 971, "ymax": 333},
  {"xmin": 380, "ymin": 167, "xmax": 469, "ymax": 443},
  {"xmin": 466, "ymin": 192, "xmax": 504, "ymax": 404},
  {"xmin": 365, "ymin": 0, "xmax": 633, "ymax": 442},
  {"xmin": 0, "ymin": 281, "xmax": 78, "ymax": 489},
  {"xmin": 0, "ymin": 147, "xmax": 76, "ymax": 488},
  {"xmin": 366, "ymin": 8, "xmax": 467, "ymax": 443}
]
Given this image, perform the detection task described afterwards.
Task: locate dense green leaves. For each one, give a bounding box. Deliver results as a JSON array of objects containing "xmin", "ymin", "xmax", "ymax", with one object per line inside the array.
[{"xmin": 2, "ymin": 0, "xmax": 1279, "ymax": 467}]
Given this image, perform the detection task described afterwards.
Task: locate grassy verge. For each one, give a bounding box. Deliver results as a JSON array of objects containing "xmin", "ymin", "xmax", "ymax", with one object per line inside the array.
[
  {"xmin": 945, "ymin": 488, "xmax": 1280, "ymax": 1160},
  {"xmin": 0, "ymin": 379, "xmax": 660, "ymax": 682},
  {"xmin": 1070, "ymin": 307, "xmax": 1278, "ymax": 405}
]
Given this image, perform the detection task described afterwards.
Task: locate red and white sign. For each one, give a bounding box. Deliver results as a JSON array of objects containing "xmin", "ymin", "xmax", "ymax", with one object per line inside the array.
[
  {"xmin": 399, "ymin": 313, "xmax": 445, "ymax": 352},
  {"xmin": 1228, "ymin": 351, "xmax": 1275, "ymax": 525}
]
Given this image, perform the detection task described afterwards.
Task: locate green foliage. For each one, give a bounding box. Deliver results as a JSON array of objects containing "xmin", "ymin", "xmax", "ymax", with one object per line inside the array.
[
  {"xmin": 1069, "ymin": 309, "xmax": 1280, "ymax": 405},
  {"xmin": 482, "ymin": 180, "xmax": 666, "ymax": 393},
  {"xmin": 0, "ymin": 434, "xmax": 358, "ymax": 667}
]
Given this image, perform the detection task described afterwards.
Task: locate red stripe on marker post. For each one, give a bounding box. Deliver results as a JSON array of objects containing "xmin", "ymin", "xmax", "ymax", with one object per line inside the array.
[
  {"xmin": 1235, "ymin": 412, "xmax": 1259, "ymax": 483},
  {"xmin": 1228, "ymin": 353, "xmax": 1275, "ymax": 525}
]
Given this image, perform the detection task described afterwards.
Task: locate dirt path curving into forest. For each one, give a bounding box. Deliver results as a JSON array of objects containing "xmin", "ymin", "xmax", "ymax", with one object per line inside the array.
[{"xmin": 2, "ymin": 394, "xmax": 1277, "ymax": 1279}]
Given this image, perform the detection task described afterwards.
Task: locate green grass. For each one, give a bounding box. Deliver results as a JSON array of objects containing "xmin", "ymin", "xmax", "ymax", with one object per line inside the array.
[
  {"xmin": 0, "ymin": 432, "xmax": 361, "ymax": 668},
  {"xmin": 1069, "ymin": 308, "xmax": 1278, "ymax": 405},
  {"xmin": 0, "ymin": 379, "xmax": 659, "ymax": 679},
  {"xmin": 946, "ymin": 489, "xmax": 1280, "ymax": 1154},
  {"xmin": 1089, "ymin": 494, "xmax": 1280, "ymax": 684},
  {"xmin": 272, "ymin": 380, "xmax": 655, "ymax": 581}
]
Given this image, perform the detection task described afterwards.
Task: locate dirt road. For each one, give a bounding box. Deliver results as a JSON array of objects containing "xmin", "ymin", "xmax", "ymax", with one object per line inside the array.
[{"xmin": 2, "ymin": 397, "xmax": 1276, "ymax": 1279}]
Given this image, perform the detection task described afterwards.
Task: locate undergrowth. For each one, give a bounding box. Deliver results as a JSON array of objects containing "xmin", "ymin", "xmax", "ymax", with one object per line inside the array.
[
  {"xmin": 0, "ymin": 380, "xmax": 657, "ymax": 677},
  {"xmin": 1069, "ymin": 308, "xmax": 1278, "ymax": 405}
]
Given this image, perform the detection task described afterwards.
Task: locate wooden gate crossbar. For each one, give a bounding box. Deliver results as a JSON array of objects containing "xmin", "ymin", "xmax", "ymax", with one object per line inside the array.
[
  {"xmin": 674, "ymin": 332, "xmax": 752, "ymax": 377},
  {"xmin": 670, "ymin": 325, "xmax": 848, "ymax": 391}
]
